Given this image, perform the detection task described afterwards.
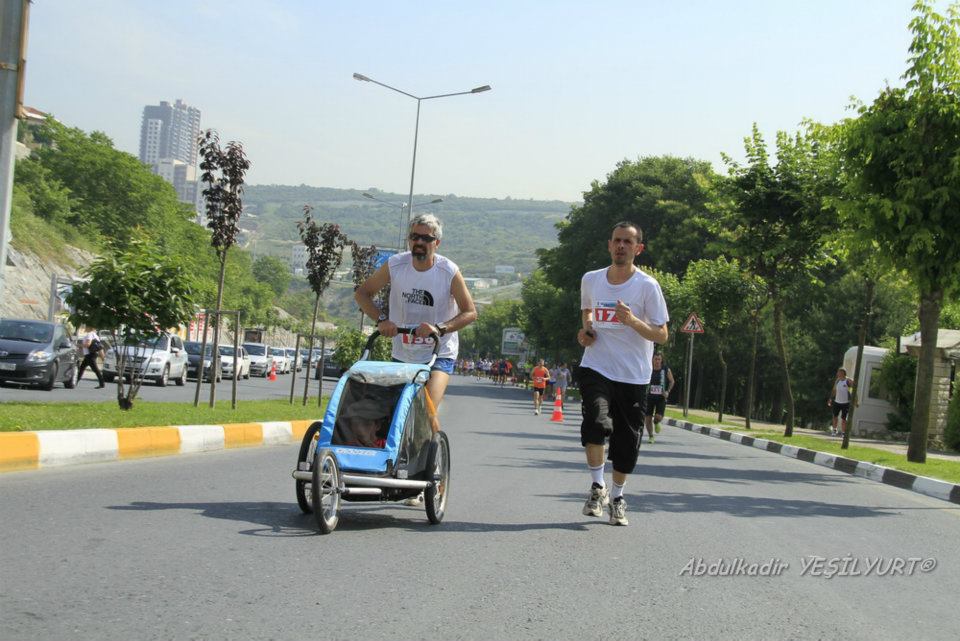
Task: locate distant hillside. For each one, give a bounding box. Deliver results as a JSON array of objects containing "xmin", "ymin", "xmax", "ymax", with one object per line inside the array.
[{"xmin": 240, "ymin": 185, "xmax": 575, "ymax": 278}]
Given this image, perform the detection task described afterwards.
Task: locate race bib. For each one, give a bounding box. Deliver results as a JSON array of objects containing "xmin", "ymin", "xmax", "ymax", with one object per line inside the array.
[
  {"xmin": 593, "ymin": 301, "xmax": 624, "ymax": 328},
  {"xmin": 650, "ymin": 384, "xmax": 663, "ymax": 396},
  {"xmin": 401, "ymin": 332, "xmax": 435, "ymax": 345}
]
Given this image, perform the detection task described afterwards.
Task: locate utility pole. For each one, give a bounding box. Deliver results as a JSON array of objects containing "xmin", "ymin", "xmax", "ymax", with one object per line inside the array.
[{"xmin": 0, "ymin": 0, "xmax": 30, "ymax": 300}]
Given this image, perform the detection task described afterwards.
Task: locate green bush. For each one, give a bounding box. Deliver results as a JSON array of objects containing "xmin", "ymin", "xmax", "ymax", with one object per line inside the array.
[
  {"xmin": 874, "ymin": 352, "xmax": 916, "ymax": 432},
  {"xmin": 332, "ymin": 327, "xmax": 391, "ymax": 369},
  {"xmin": 945, "ymin": 391, "xmax": 960, "ymax": 452}
]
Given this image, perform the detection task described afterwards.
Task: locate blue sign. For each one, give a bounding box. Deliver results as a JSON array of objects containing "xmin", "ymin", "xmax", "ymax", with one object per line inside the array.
[{"xmin": 373, "ymin": 249, "xmax": 397, "ymax": 270}]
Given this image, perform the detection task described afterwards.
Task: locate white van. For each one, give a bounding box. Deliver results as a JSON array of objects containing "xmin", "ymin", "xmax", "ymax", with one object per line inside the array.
[{"xmin": 841, "ymin": 345, "xmax": 896, "ymax": 437}]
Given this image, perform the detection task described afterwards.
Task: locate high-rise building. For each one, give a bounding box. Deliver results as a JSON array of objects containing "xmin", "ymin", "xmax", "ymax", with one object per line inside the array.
[
  {"xmin": 138, "ymin": 99, "xmax": 201, "ymax": 166},
  {"xmin": 138, "ymin": 99, "xmax": 203, "ymax": 217}
]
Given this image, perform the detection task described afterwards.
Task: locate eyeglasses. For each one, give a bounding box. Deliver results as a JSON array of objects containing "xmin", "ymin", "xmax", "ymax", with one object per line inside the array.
[{"xmin": 408, "ymin": 233, "xmax": 437, "ymax": 243}]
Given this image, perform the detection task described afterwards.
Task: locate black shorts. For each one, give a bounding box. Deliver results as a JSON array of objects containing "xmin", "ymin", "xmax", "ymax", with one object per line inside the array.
[
  {"xmin": 832, "ymin": 401, "xmax": 850, "ymax": 419},
  {"xmin": 645, "ymin": 395, "xmax": 666, "ymax": 418},
  {"xmin": 578, "ymin": 366, "xmax": 647, "ymax": 475},
  {"xmin": 533, "ymin": 387, "xmax": 546, "ymax": 397}
]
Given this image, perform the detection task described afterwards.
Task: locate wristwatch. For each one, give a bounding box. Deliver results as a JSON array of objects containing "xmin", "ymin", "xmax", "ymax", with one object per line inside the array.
[
  {"xmin": 376, "ymin": 312, "xmax": 387, "ymax": 324},
  {"xmin": 436, "ymin": 322, "xmax": 448, "ymax": 337}
]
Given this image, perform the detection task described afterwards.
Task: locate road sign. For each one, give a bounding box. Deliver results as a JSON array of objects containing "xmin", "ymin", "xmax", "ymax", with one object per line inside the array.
[
  {"xmin": 373, "ymin": 249, "xmax": 397, "ymax": 270},
  {"xmin": 501, "ymin": 327, "xmax": 525, "ymax": 355},
  {"xmin": 680, "ymin": 313, "xmax": 705, "ymax": 334}
]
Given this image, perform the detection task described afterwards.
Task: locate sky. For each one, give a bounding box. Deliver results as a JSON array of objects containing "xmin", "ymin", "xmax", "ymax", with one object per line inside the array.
[{"xmin": 23, "ymin": 0, "xmax": 927, "ymax": 203}]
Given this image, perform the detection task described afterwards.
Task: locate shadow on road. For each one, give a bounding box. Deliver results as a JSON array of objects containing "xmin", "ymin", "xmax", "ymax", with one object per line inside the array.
[
  {"xmin": 107, "ymin": 500, "xmax": 593, "ymax": 534},
  {"xmin": 108, "ymin": 501, "xmax": 317, "ymax": 537}
]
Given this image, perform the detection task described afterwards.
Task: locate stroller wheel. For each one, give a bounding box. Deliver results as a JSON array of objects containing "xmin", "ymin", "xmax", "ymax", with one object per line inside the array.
[
  {"xmin": 295, "ymin": 421, "xmax": 323, "ymax": 514},
  {"xmin": 424, "ymin": 432, "xmax": 450, "ymax": 525},
  {"xmin": 312, "ymin": 448, "xmax": 341, "ymax": 534}
]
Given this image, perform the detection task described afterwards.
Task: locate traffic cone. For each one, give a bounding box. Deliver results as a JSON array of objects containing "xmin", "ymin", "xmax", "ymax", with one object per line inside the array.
[
  {"xmin": 268, "ymin": 362, "xmax": 277, "ymax": 382},
  {"xmin": 550, "ymin": 392, "xmax": 564, "ymax": 422}
]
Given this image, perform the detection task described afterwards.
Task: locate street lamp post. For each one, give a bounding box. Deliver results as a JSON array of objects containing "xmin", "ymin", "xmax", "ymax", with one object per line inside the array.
[
  {"xmin": 353, "ymin": 72, "xmax": 490, "ymax": 229},
  {"xmin": 362, "ymin": 192, "xmax": 442, "ymax": 251}
]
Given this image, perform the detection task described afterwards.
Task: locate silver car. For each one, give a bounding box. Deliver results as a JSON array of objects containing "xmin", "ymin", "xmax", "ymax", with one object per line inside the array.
[
  {"xmin": 219, "ymin": 345, "xmax": 251, "ymax": 380},
  {"xmin": 102, "ymin": 333, "xmax": 189, "ymax": 387}
]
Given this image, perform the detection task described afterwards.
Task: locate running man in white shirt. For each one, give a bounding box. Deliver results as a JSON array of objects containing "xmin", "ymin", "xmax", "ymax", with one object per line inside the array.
[
  {"xmin": 829, "ymin": 368, "xmax": 855, "ymax": 436},
  {"xmin": 577, "ymin": 222, "xmax": 669, "ymax": 526}
]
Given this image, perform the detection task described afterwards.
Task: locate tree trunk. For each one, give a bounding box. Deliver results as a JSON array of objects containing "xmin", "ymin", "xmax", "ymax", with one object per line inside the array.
[
  {"xmin": 717, "ymin": 347, "xmax": 727, "ymax": 423},
  {"xmin": 843, "ymin": 278, "xmax": 875, "ymax": 450},
  {"xmin": 208, "ymin": 254, "xmax": 228, "ymax": 408},
  {"xmin": 772, "ymin": 294, "xmax": 795, "ymax": 436},
  {"xmin": 908, "ymin": 288, "xmax": 943, "ymax": 463},
  {"xmin": 302, "ymin": 293, "xmax": 322, "ymax": 406},
  {"xmin": 745, "ymin": 315, "xmax": 759, "ymax": 430}
]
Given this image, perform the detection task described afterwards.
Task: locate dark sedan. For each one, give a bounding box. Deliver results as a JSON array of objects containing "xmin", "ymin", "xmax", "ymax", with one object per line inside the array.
[
  {"xmin": 184, "ymin": 341, "xmax": 222, "ymax": 382},
  {"xmin": 0, "ymin": 318, "xmax": 80, "ymax": 390}
]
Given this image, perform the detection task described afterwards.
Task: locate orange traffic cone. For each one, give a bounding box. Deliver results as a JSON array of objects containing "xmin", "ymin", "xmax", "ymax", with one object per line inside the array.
[
  {"xmin": 550, "ymin": 392, "xmax": 564, "ymax": 422},
  {"xmin": 268, "ymin": 362, "xmax": 277, "ymax": 382}
]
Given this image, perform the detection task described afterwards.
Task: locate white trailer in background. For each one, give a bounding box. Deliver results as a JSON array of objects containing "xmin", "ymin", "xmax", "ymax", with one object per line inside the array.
[{"xmin": 842, "ymin": 345, "xmax": 896, "ymax": 437}]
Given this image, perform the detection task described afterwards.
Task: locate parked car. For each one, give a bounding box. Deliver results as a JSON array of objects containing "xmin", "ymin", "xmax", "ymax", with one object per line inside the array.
[
  {"xmin": 219, "ymin": 344, "xmax": 251, "ymax": 380},
  {"xmin": 270, "ymin": 347, "xmax": 291, "ymax": 374},
  {"xmin": 285, "ymin": 347, "xmax": 302, "ymax": 372},
  {"xmin": 102, "ymin": 332, "xmax": 189, "ymax": 386},
  {"xmin": 0, "ymin": 318, "xmax": 80, "ymax": 390},
  {"xmin": 184, "ymin": 341, "xmax": 221, "ymax": 382},
  {"xmin": 243, "ymin": 342, "xmax": 274, "ymax": 378},
  {"xmin": 314, "ymin": 348, "xmax": 343, "ymax": 380}
]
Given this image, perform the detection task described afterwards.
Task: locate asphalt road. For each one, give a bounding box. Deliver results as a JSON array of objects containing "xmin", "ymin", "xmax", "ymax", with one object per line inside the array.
[
  {"xmin": 2, "ymin": 376, "xmax": 959, "ymax": 641},
  {"xmin": 0, "ymin": 369, "xmax": 338, "ymax": 403}
]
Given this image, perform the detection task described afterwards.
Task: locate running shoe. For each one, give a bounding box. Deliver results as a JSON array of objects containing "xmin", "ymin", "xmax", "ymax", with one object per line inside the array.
[
  {"xmin": 404, "ymin": 492, "xmax": 424, "ymax": 507},
  {"xmin": 648, "ymin": 435, "xmax": 655, "ymax": 444},
  {"xmin": 654, "ymin": 422, "xmax": 661, "ymax": 434},
  {"xmin": 582, "ymin": 483, "xmax": 609, "ymax": 517},
  {"xmin": 609, "ymin": 497, "xmax": 628, "ymax": 526}
]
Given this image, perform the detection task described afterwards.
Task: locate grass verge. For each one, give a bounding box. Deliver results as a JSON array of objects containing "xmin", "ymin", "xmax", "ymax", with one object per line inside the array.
[
  {"xmin": 0, "ymin": 399, "xmax": 328, "ymax": 432},
  {"xmin": 665, "ymin": 409, "xmax": 960, "ymax": 485}
]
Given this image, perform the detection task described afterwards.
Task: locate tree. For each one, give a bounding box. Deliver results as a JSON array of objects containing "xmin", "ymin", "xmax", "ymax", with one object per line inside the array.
[
  {"xmin": 297, "ymin": 205, "xmax": 348, "ymax": 404},
  {"xmin": 349, "ymin": 241, "xmax": 379, "ymax": 329},
  {"xmin": 461, "ymin": 299, "xmax": 524, "ymax": 358},
  {"xmin": 520, "ymin": 270, "xmax": 580, "ymax": 363},
  {"xmin": 839, "ymin": 0, "xmax": 960, "ymax": 462},
  {"xmin": 197, "ymin": 129, "xmax": 251, "ymax": 407},
  {"xmin": 539, "ymin": 156, "xmax": 717, "ymax": 287},
  {"xmin": 252, "ymin": 255, "xmax": 291, "ymax": 297},
  {"xmin": 66, "ymin": 236, "xmax": 196, "ymax": 410},
  {"xmin": 683, "ymin": 257, "xmax": 754, "ymax": 422},
  {"xmin": 712, "ymin": 125, "xmax": 835, "ymax": 436}
]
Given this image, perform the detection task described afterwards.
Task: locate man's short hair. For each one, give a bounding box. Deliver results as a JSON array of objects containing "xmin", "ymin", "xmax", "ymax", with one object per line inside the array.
[
  {"xmin": 612, "ymin": 221, "xmax": 643, "ymax": 243},
  {"xmin": 409, "ymin": 213, "xmax": 443, "ymax": 241}
]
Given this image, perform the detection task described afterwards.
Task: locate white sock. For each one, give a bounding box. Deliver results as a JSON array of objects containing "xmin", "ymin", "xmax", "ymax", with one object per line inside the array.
[
  {"xmin": 611, "ymin": 482, "xmax": 625, "ymax": 500},
  {"xmin": 589, "ymin": 464, "xmax": 605, "ymax": 487}
]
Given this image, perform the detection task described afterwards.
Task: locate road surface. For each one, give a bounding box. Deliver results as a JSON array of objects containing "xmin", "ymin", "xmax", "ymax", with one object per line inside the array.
[{"xmin": 1, "ymin": 376, "xmax": 958, "ymax": 640}]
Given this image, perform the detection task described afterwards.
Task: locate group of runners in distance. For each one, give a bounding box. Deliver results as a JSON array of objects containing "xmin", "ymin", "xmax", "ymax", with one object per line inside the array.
[{"xmin": 355, "ymin": 214, "xmax": 671, "ymax": 526}]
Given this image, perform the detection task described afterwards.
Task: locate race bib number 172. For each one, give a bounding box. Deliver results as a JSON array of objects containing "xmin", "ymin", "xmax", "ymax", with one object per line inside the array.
[{"xmin": 593, "ymin": 301, "xmax": 623, "ymax": 327}]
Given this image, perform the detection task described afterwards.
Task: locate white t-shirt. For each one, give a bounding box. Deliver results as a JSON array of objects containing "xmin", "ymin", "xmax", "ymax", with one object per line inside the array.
[
  {"xmin": 388, "ymin": 252, "xmax": 460, "ymax": 363},
  {"xmin": 580, "ymin": 267, "xmax": 669, "ymax": 385},
  {"xmin": 82, "ymin": 330, "xmax": 100, "ymax": 356},
  {"xmin": 835, "ymin": 379, "xmax": 852, "ymax": 404}
]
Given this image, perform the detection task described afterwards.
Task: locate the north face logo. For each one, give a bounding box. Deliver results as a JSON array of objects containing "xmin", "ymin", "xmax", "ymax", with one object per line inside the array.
[{"xmin": 402, "ymin": 288, "xmax": 434, "ymax": 306}]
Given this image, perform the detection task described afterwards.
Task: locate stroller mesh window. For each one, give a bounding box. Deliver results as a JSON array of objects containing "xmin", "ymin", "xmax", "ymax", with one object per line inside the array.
[{"xmin": 332, "ymin": 380, "xmax": 405, "ymax": 449}]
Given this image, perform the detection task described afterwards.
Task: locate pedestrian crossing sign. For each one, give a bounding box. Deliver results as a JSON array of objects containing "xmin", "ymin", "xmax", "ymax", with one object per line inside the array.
[{"xmin": 680, "ymin": 313, "xmax": 705, "ymax": 334}]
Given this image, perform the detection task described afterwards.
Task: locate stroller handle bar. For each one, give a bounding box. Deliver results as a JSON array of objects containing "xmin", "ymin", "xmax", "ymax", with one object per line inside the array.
[{"xmin": 361, "ymin": 328, "xmax": 441, "ymax": 367}]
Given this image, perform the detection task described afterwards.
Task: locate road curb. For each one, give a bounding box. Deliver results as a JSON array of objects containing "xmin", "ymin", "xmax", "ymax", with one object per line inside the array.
[
  {"xmin": 0, "ymin": 420, "xmax": 318, "ymax": 473},
  {"xmin": 663, "ymin": 417, "xmax": 960, "ymax": 506}
]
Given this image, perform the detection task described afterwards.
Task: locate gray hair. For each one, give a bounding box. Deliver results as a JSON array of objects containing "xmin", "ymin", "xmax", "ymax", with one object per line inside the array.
[{"xmin": 409, "ymin": 213, "xmax": 443, "ymax": 241}]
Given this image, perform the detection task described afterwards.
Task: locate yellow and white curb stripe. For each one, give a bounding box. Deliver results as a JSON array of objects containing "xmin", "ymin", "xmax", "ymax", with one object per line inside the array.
[{"xmin": 0, "ymin": 420, "xmax": 317, "ymax": 473}]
